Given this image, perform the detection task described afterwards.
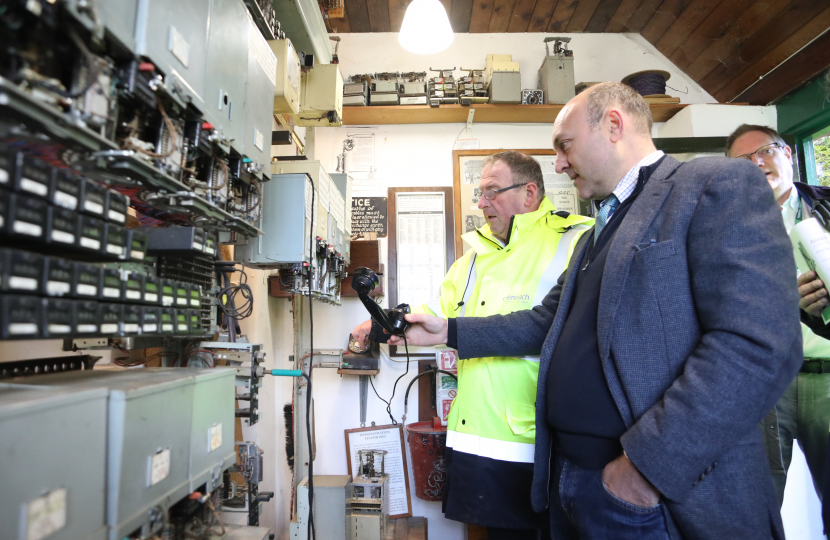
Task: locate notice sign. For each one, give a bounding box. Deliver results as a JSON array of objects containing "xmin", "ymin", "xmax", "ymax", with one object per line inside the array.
[{"xmin": 351, "ymin": 197, "xmax": 388, "ymax": 237}]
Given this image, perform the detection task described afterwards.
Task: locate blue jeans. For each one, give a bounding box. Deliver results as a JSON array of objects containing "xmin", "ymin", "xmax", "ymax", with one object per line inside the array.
[{"xmin": 549, "ymin": 455, "xmax": 670, "ymax": 540}]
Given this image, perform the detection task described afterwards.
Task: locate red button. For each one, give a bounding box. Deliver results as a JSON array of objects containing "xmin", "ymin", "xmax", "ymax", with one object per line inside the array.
[
  {"xmin": 138, "ymin": 62, "xmax": 155, "ymax": 72},
  {"xmin": 201, "ymin": 122, "xmax": 214, "ymax": 130}
]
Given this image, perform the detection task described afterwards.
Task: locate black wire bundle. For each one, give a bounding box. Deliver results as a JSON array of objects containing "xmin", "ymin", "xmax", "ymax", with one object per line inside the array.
[
  {"xmin": 305, "ymin": 180, "xmax": 316, "ymax": 540},
  {"xmin": 370, "ymin": 333, "xmax": 411, "ymax": 425},
  {"xmin": 625, "ymin": 72, "xmax": 668, "ymax": 96},
  {"xmin": 218, "ymin": 264, "xmax": 254, "ymax": 320}
]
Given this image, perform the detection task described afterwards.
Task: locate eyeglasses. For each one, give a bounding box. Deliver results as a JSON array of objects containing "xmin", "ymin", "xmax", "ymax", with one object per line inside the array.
[
  {"xmin": 481, "ymin": 182, "xmax": 529, "ymax": 200},
  {"xmin": 735, "ymin": 142, "xmax": 781, "ymax": 161}
]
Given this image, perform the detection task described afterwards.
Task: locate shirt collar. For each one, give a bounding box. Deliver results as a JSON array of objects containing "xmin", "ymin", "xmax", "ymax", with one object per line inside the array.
[
  {"xmin": 783, "ymin": 186, "xmax": 800, "ymax": 212},
  {"xmin": 606, "ymin": 150, "xmax": 665, "ymax": 206}
]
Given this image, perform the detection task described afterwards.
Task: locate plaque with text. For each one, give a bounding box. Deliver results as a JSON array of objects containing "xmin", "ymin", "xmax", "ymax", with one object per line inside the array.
[{"xmin": 351, "ymin": 197, "xmax": 388, "ymax": 237}]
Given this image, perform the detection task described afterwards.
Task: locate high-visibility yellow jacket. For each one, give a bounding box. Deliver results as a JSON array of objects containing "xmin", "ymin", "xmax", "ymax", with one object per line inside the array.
[{"xmin": 414, "ymin": 197, "xmax": 593, "ymax": 463}]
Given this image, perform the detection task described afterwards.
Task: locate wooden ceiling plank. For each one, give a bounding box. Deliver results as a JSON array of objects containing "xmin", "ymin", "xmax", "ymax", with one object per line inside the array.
[
  {"xmin": 604, "ymin": 0, "xmax": 646, "ymax": 32},
  {"xmin": 450, "ymin": 0, "xmax": 475, "ymax": 31},
  {"xmin": 623, "ymin": 0, "xmax": 664, "ymax": 33},
  {"xmin": 684, "ymin": 0, "xmax": 792, "ymax": 82},
  {"xmin": 346, "ymin": 0, "xmax": 373, "ymax": 32},
  {"xmin": 715, "ymin": 6, "xmax": 830, "ymax": 102},
  {"xmin": 701, "ymin": 0, "xmax": 827, "ymax": 95},
  {"xmin": 328, "ymin": 4, "xmax": 353, "ymax": 32},
  {"xmin": 566, "ymin": 0, "xmax": 604, "ymax": 32},
  {"xmin": 507, "ymin": 0, "xmax": 540, "ymax": 32},
  {"xmin": 527, "ymin": 0, "xmax": 559, "ymax": 32},
  {"xmin": 654, "ymin": 0, "xmax": 721, "ymax": 58},
  {"xmin": 733, "ymin": 28, "xmax": 830, "ymax": 105},
  {"xmin": 366, "ymin": 0, "xmax": 393, "ymax": 32},
  {"xmin": 641, "ymin": 0, "xmax": 692, "ymax": 44},
  {"xmin": 668, "ymin": 1, "xmax": 747, "ymax": 70},
  {"xmin": 439, "ymin": 0, "xmax": 454, "ymax": 29},
  {"xmin": 489, "ymin": 0, "xmax": 518, "ymax": 32},
  {"xmin": 469, "ymin": 0, "xmax": 496, "ymax": 32},
  {"xmin": 584, "ymin": 0, "xmax": 624, "ymax": 33},
  {"xmin": 388, "ymin": 0, "xmax": 412, "ymax": 31},
  {"xmin": 547, "ymin": 0, "xmax": 579, "ymax": 32}
]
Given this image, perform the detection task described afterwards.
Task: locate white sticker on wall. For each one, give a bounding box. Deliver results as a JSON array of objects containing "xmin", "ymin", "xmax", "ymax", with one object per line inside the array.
[
  {"xmin": 149, "ymin": 448, "xmax": 171, "ymax": 486},
  {"xmin": 13, "ymin": 221, "xmax": 42, "ymax": 237},
  {"xmin": 48, "ymin": 324, "xmax": 71, "ymax": 334},
  {"xmin": 20, "ymin": 177, "xmax": 48, "ymax": 196},
  {"xmin": 103, "ymin": 287, "xmax": 120, "ymax": 299},
  {"xmin": 100, "ymin": 323, "xmax": 119, "ymax": 334},
  {"xmin": 9, "ymin": 276, "xmax": 37, "ymax": 291},
  {"xmin": 131, "ymin": 250, "xmax": 145, "ymax": 261},
  {"xmin": 46, "ymin": 281, "xmax": 70, "ymax": 295},
  {"xmin": 169, "ymin": 26, "xmax": 190, "ymax": 67},
  {"xmin": 126, "ymin": 291, "xmax": 142, "ymax": 300},
  {"xmin": 76, "ymin": 284, "xmax": 97, "ymax": 296},
  {"xmin": 209, "ymin": 424, "xmax": 222, "ymax": 452},
  {"xmin": 84, "ymin": 200, "xmax": 104, "ymax": 215},
  {"xmin": 145, "ymin": 292, "xmax": 158, "ymax": 302},
  {"xmin": 51, "ymin": 230, "xmax": 75, "ymax": 244},
  {"xmin": 108, "ymin": 210, "xmax": 126, "ymax": 223},
  {"xmin": 77, "ymin": 324, "xmax": 97, "ymax": 333},
  {"xmin": 53, "ymin": 191, "xmax": 78, "ymax": 210},
  {"xmin": 80, "ymin": 237, "xmax": 100, "ymax": 250},
  {"xmin": 25, "ymin": 488, "xmax": 67, "ymax": 540}
]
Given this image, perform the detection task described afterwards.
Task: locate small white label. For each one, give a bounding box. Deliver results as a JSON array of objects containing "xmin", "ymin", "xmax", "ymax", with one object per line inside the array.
[
  {"xmin": 48, "ymin": 324, "xmax": 71, "ymax": 334},
  {"xmin": 9, "ymin": 276, "xmax": 37, "ymax": 291},
  {"xmin": 209, "ymin": 424, "xmax": 222, "ymax": 452},
  {"xmin": 10, "ymin": 323, "xmax": 37, "ymax": 335},
  {"xmin": 13, "ymin": 221, "xmax": 42, "ymax": 237},
  {"xmin": 103, "ymin": 287, "xmax": 120, "ymax": 299},
  {"xmin": 254, "ymin": 128, "xmax": 264, "ymax": 151},
  {"xmin": 53, "ymin": 191, "xmax": 78, "ymax": 210},
  {"xmin": 149, "ymin": 448, "xmax": 171, "ymax": 486},
  {"xmin": 76, "ymin": 284, "xmax": 97, "ymax": 296},
  {"xmin": 77, "ymin": 324, "xmax": 97, "ymax": 333},
  {"xmin": 143, "ymin": 324, "xmax": 158, "ymax": 333},
  {"xmin": 162, "ymin": 323, "xmax": 174, "ymax": 332},
  {"xmin": 0, "ymin": 168, "xmax": 8, "ymax": 183},
  {"xmin": 178, "ymin": 323, "xmax": 188, "ymax": 332},
  {"xmin": 46, "ymin": 281, "xmax": 70, "ymax": 295},
  {"xmin": 51, "ymin": 230, "xmax": 75, "ymax": 244},
  {"xmin": 84, "ymin": 200, "xmax": 104, "ymax": 215},
  {"xmin": 108, "ymin": 210, "xmax": 126, "ymax": 223},
  {"xmin": 80, "ymin": 237, "xmax": 101, "ymax": 250},
  {"xmin": 21, "ymin": 177, "xmax": 48, "ymax": 196},
  {"xmin": 124, "ymin": 323, "xmax": 139, "ymax": 333},
  {"xmin": 206, "ymin": 246, "xmax": 215, "ymax": 255},
  {"xmin": 100, "ymin": 323, "xmax": 119, "ymax": 334},
  {"xmin": 131, "ymin": 250, "xmax": 146, "ymax": 261},
  {"xmin": 25, "ymin": 488, "xmax": 67, "ymax": 540},
  {"xmin": 162, "ymin": 296, "xmax": 173, "ymax": 306},
  {"xmin": 106, "ymin": 244, "xmax": 123, "ymax": 255},
  {"xmin": 176, "ymin": 297, "xmax": 187, "ymax": 306},
  {"xmin": 190, "ymin": 299, "xmax": 199, "ymax": 307},
  {"xmin": 193, "ymin": 242, "xmax": 203, "ymax": 251},
  {"xmin": 145, "ymin": 293, "xmax": 159, "ymax": 302},
  {"xmin": 126, "ymin": 290, "xmax": 142, "ymax": 300},
  {"xmin": 169, "ymin": 26, "xmax": 190, "ymax": 67}
]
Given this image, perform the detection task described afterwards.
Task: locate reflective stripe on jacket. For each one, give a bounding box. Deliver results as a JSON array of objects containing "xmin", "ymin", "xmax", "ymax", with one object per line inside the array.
[{"xmin": 413, "ymin": 197, "xmax": 593, "ymax": 463}]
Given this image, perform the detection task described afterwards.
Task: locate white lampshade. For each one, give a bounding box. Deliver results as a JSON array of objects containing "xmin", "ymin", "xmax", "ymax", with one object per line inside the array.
[{"xmin": 398, "ymin": 0, "xmax": 454, "ymax": 55}]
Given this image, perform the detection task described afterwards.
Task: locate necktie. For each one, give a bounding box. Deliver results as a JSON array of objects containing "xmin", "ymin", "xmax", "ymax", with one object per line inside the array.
[{"xmin": 594, "ymin": 194, "xmax": 620, "ymax": 244}]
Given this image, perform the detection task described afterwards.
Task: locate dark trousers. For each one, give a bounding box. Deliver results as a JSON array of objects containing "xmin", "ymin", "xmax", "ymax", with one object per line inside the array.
[
  {"xmin": 548, "ymin": 455, "xmax": 671, "ymax": 540},
  {"xmin": 486, "ymin": 526, "xmax": 546, "ymax": 540}
]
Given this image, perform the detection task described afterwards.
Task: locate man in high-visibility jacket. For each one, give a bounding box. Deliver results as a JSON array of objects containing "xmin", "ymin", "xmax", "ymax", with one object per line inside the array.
[{"xmin": 352, "ymin": 151, "xmax": 593, "ymax": 540}]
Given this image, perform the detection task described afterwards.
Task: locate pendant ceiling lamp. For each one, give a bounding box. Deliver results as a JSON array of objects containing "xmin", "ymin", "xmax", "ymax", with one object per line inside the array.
[{"xmin": 398, "ymin": 0, "xmax": 454, "ymax": 55}]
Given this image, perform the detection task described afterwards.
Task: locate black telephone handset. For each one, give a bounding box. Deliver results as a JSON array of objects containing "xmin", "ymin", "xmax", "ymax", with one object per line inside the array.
[{"xmin": 351, "ymin": 267, "xmax": 411, "ymax": 336}]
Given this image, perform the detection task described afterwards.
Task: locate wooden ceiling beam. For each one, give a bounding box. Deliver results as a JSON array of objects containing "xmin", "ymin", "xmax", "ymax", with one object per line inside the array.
[
  {"xmin": 469, "ymin": 0, "xmax": 496, "ymax": 32},
  {"xmin": 604, "ymin": 0, "xmax": 646, "ymax": 32},
  {"xmin": 714, "ymin": 6, "xmax": 830, "ymax": 102},
  {"xmin": 366, "ymin": 0, "xmax": 393, "ymax": 32},
  {"xmin": 567, "ymin": 0, "xmax": 604, "ymax": 32},
  {"xmin": 654, "ymin": 0, "xmax": 720, "ymax": 58},
  {"xmin": 623, "ymin": 0, "xmax": 664, "ymax": 33},
  {"xmin": 641, "ymin": 0, "xmax": 692, "ymax": 44},
  {"xmin": 584, "ymin": 0, "xmax": 624, "ymax": 33},
  {"xmin": 733, "ymin": 28, "xmax": 830, "ymax": 105},
  {"xmin": 700, "ymin": 0, "xmax": 826, "ymax": 95},
  {"xmin": 327, "ymin": 4, "xmax": 352, "ymax": 32},
  {"xmin": 388, "ymin": 0, "xmax": 411, "ymax": 31},
  {"xmin": 668, "ymin": 1, "xmax": 745, "ymax": 69},
  {"xmin": 450, "ymin": 0, "xmax": 474, "ymax": 31},
  {"xmin": 489, "ymin": 0, "xmax": 518, "ymax": 32},
  {"xmin": 684, "ymin": 0, "xmax": 792, "ymax": 82},
  {"xmin": 527, "ymin": 0, "xmax": 559, "ymax": 32},
  {"xmin": 547, "ymin": 0, "xmax": 579, "ymax": 31},
  {"xmin": 345, "ymin": 0, "xmax": 373, "ymax": 31},
  {"xmin": 507, "ymin": 0, "xmax": 540, "ymax": 32}
]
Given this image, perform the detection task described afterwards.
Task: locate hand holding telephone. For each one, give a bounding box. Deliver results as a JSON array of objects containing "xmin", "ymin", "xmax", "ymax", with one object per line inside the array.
[{"xmin": 351, "ymin": 267, "xmax": 411, "ymax": 336}]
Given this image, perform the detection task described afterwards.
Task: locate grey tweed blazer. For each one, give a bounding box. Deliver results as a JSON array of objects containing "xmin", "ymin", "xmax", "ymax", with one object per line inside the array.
[{"xmin": 455, "ymin": 155, "xmax": 802, "ymax": 540}]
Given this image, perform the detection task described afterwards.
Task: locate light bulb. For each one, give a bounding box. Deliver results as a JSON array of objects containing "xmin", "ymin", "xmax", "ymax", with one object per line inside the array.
[{"xmin": 398, "ymin": 0, "xmax": 454, "ymax": 55}]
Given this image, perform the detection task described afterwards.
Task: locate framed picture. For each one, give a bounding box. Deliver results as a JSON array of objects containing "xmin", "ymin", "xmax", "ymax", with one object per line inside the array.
[{"xmin": 452, "ymin": 149, "xmax": 591, "ymax": 259}]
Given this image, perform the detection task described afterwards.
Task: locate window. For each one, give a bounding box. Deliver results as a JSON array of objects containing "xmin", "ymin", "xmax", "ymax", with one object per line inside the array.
[{"xmin": 809, "ymin": 126, "xmax": 830, "ymax": 187}]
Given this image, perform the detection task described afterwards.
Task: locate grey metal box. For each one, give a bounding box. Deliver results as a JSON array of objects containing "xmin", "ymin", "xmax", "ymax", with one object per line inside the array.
[
  {"xmin": 329, "ymin": 172, "xmax": 353, "ymax": 260},
  {"xmin": 488, "ymin": 71, "xmax": 522, "ymax": 104},
  {"xmin": 134, "ymin": 0, "xmax": 210, "ymax": 113},
  {"xmin": 237, "ymin": 173, "xmax": 314, "ymax": 267},
  {"xmin": 189, "ymin": 368, "xmax": 236, "ymax": 492},
  {"xmin": 203, "ymin": 0, "xmax": 250, "ymax": 154},
  {"xmin": 0, "ymin": 384, "xmax": 108, "ymax": 540},
  {"xmin": 243, "ymin": 10, "xmax": 277, "ymax": 172},
  {"xmin": 538, "ymin": 55, "xmax": 575, "ymax": 105},
  {"xmin": 10, "ymin": 369, "xmax": 196, "ymax": 540},
  {"xmin": 68, "ymin": 0, "xmax": 139, "ymax": 53},
  {"xmin": 297, "ymin": 476, "xmax": 351, "ymax": 540}
]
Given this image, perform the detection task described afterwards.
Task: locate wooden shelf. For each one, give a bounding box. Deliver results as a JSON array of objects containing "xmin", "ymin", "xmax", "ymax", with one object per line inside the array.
[{"xmin": 342, "ymin": 102, "xmax": 689, "ymax": 126}]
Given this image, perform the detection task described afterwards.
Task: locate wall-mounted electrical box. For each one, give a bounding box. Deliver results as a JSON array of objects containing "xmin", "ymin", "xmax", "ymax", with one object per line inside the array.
[
  {"xmin": 244, "ymin": 12, "xmax": 278, "ymax": 172},
  {"xmin": 292, "ymin": 63, "xmax": 344, "ymax": 127},
  {"xmin": 330, "ymin": 172, "xmax": 353, "ymax": 262},
  {"xmin": 271, "ymin": 160, "xmax": 335, "ymax": 243},
  {"xmin": 269, "ymin": 39, "xmax": 302, "ymax": 115}
]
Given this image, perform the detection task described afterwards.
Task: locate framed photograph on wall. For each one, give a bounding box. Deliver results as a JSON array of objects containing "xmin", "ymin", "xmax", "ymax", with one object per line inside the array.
[{"xmin": 452, "ymin": 149, "xmax": 592, "ymax": 259}]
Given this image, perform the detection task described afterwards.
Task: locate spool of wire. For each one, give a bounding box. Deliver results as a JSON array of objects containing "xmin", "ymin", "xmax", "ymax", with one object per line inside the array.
[{"xmin": 621, "ymin": 70, "xmax": 671, "ymax": 97}]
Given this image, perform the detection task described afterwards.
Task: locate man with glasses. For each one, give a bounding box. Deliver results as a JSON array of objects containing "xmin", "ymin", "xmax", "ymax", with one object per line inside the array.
[
  {"xmin": 728, "ymin": 124, "xmax": 830, "ymax": 505},
  {"xmin": 351, "ymin": 151, "xmax": 593, "ymax": 540}
]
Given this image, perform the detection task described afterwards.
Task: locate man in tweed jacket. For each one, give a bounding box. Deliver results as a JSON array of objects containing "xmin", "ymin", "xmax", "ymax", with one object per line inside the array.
[{"xmin": 389, "ymin": 83, "xmax": 802, "ymax": 539}]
